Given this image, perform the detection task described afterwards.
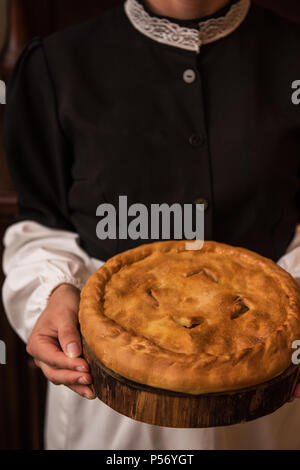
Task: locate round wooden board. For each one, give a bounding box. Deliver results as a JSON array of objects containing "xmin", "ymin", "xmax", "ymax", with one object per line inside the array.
[{"xmin": 82, "ymin": 338, "xmax": 300, "ymax": 428}]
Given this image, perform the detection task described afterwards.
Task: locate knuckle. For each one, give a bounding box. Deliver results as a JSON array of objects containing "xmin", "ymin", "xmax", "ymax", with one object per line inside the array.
[
  {"xmin": 59, "ymin": 331, "xmax": 80, "ymax": 349},
  {"xmin": 51, "ymin": 379, "xmax": 60, "ymax": 386},
  {"xmin": 26, "ymin": 340, "xmax": 33, "ymax": 356},
  {"xmin": 46, "ymin": 371, "xmax": 60, "ymax": 386},
  {"xmin": 26, "ymin": 335, "xmax": 40, "ymax": 358},
  {"xmin": 50, "ymin": 360, "xmax": 60, "ymax": 370},
  {"xmin": 60, "ymin": 325, "xmax": 78, "ymax": 339},
  {"xmin": 49, "ymin": 377, "xmax": 60, "ymax": 386}
]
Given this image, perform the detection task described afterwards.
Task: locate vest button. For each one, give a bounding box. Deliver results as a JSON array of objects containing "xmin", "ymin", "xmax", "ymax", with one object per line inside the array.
[
  {"xmin": 183, "ymin": 69, "xmax": 196, "ymax": 84},
  {"xmin": 194, "ymin": 198, "xmax": 209, "ymax": 211},
  {"xmin": 189, "ymin": 133, "xmax": 205, "ymax": 147}
]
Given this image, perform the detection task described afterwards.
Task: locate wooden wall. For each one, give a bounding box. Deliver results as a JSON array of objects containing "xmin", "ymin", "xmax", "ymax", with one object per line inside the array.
[{"xmin": 0, "ymin": 0, "xmax": 299, "ymax": 451}]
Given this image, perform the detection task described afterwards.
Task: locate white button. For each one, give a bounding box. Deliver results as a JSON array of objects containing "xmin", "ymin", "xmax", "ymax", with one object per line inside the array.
[{"xmin": 183, "ymin": 69, "xmax": 196, "ymax": 84}]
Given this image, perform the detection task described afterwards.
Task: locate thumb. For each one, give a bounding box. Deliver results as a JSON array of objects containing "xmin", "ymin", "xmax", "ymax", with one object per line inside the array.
[{"xmin": 58, "ymin": 310, "xmax": 82, "ymax": 358}]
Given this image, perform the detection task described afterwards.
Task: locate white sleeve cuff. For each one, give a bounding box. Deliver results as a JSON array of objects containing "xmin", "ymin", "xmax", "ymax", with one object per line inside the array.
[
  {"xmin": 277, "ymin": 226, "xmax": 300, "ymax": 285},
  {"xmin": 38, "ymin": 275, "xmax": 85, "ymax": 311},
  {"xmin": 2, "ymin": 221, "xmax": 101, "ymax": 343}
]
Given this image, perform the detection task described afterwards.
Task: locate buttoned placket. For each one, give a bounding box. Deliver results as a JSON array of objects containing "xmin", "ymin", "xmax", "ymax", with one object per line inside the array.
[
  {"xmin": 123, "ymin": 0, "xmax": 252, "ymax": 243},
  {"xmin": 180, "ymin": 46, "xmax": 214, "ymax": 241}
]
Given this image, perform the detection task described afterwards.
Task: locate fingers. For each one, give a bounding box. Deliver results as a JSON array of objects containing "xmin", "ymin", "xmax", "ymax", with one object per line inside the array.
[
  {"xmin": 35, "ymin": 360, "xmax": 96, "ymax": 400},
  {"xmin": 28, "ymin": 335, "xmax": 89, "ymax": 372},
  {"xmin": 67, "ymin": 385, "xmax": 96, "ymax": 400},
  {"xmin": 25, "ymin": 288, "xmax": 94, "ymax": 400},
  {"xmin": 35, "ymin": 360, "xmax": 92, "ymax": 388},
  {"xmin": 58, "ymin": 317, "xmax": 82, "ymax": 359}
]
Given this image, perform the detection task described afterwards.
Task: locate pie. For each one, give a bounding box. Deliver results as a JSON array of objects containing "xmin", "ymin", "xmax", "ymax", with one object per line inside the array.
[{"xmin": 79, "ymin": 241, "xmax": 300, "ymax": 394}]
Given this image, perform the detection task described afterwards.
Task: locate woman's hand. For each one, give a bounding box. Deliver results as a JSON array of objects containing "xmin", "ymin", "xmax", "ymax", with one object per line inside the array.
[{"xmin": 26, "ymin": 283, "xmax": 96, "ymax": 400}]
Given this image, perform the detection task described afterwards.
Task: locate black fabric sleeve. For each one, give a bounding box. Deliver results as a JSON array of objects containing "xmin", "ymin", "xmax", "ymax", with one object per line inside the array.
[{"xmin": 4, "ymin": 37, "xmax": 74, "ymax": 232}]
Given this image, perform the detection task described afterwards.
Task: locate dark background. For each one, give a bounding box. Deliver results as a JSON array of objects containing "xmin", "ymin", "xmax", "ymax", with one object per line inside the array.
[{"xmin": 0, "ymin": 0, "xmax": 299, "ymax": 450}]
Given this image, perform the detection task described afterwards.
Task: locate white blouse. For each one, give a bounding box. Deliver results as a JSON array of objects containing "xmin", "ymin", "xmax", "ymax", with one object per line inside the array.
[{"xmin": 2, "ymin": 220, "xmax": 300, "ymax": 450}]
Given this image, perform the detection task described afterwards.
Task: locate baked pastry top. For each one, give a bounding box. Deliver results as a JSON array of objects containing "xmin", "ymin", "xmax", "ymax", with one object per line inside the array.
[{"xmin": 79, "ymin": 241, "xmax": 300, "ymax": 394}]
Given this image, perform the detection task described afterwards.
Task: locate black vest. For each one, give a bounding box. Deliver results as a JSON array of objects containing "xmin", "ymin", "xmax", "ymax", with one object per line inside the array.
[{"xmin": 4, "ymin": 1, "xmax": 300, "ymax": 262}]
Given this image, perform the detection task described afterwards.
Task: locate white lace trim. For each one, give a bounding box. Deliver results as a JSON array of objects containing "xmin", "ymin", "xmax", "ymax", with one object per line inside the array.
[{"xmin": 124, "ymin": 0, "xmax": 251, "ymax": 52}]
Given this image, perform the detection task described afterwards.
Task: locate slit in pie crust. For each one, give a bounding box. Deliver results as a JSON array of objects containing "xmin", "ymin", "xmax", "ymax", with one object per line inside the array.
[{"xmin": 79, "ymin": 241, "xmax": 300, "ymax": 394}]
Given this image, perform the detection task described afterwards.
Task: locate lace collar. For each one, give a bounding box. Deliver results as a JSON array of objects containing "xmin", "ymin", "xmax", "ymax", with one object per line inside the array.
[{"xmin": 124, "ymin": 0, "xmax": 251, "ymax": 53}]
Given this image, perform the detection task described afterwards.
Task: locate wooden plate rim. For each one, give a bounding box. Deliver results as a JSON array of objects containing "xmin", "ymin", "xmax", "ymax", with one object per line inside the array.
[{"xmin": 82, "ymin": 337, "xmax": 300, "ymax": 398}]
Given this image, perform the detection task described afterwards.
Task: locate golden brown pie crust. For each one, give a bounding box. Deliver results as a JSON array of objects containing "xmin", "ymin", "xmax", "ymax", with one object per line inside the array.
[{"xmin": 79, "ymin": 241, "xmax": 300, "ymax": 394}]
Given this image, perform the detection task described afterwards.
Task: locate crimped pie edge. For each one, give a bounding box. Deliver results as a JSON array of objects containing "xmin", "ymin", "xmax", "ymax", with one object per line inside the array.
[{"xmin": 79, "ymin": 241, "xmax": 300, "ymax": 394}]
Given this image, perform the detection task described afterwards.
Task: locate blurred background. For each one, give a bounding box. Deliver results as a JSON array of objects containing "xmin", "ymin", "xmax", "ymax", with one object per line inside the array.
[{"xmin": 0, "ymin": 0, "xmax": 299, "ymax": 451}]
